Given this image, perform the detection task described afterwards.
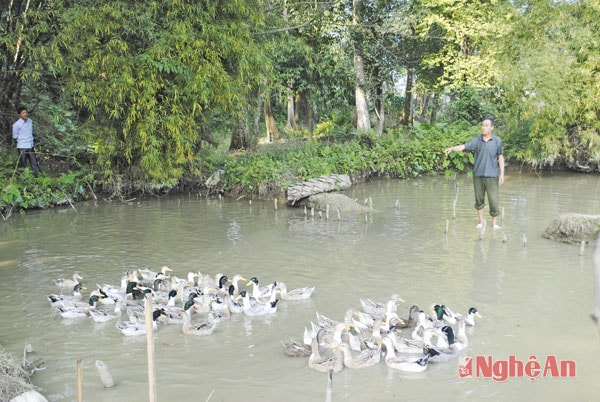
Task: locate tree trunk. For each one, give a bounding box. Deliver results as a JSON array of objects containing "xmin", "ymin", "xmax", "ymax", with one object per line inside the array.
[
  {"xmin": 286, "ymin": 89, "xmax": 297, "ymax": 130},
  {"xmin": 418, "ymin": 94, "xmax": 432, "ymax": 122},
  {"xmin": 375, "ymin": 85, "xmax": 384, "ymax": 137},
  {"xmin": 229, "ymin": 114, "xmax": 250, "ymax": 150},
  {"xmin": 401, "ymin": 67, "xmax": 414, "ymax": 127},
  {"xmin": 307, "ymin": 93, "xmax": 315, "ymax": 137},
  {"xmin": 252, "ymin": 89, "xmax": 263, "ymax": 138},
  {"xmin": 294, "ymin": 92, "xmax": 301, "ymax": 126},
  {"xmin": 353, "ymin": 0, "xmax": 371, "ymax": 132},
  {"xmin": 430, "ymin": 92, "xmax": 440, "ymax": 124},
  {"xmin": 264, "ymin": 93, "xmax": 278, "ymax": 142}
]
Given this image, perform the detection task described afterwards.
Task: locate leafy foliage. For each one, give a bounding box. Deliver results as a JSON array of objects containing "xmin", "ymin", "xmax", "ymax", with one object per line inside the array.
[
  {"xmin": 496, "ymin": 0, "xmax": 600, "ymax": 171},
  {"xmin": 49, "ymin": 0, "xmax": 268, "ymax": 183},
  {"xmin": 0, "ymin": 148, "xmax": 92, "ymax": 213},
  {"xmin": 207, "ymin": 121, "xmax": 477, "ymax": 197}
]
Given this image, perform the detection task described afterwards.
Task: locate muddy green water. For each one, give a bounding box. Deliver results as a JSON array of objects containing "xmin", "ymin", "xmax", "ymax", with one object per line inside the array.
[{"xmin": 1, "ymin": 172, "xmax": 599, "ymax": 401}]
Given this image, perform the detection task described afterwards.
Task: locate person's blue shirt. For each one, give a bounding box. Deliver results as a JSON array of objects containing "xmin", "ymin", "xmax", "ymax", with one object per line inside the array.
[
  {"xmin": 464, "ymin": 135, "xmax": 503, "ymax": 177},
  {"xmin": 13, "ymin": 117, "xmax": 34, "ymax": 149}
]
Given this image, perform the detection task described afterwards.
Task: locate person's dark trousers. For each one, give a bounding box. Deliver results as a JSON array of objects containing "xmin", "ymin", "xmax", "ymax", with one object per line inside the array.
[{"xmin": 17, "ymin": 148, "xmax": 40, "ymax": 176}]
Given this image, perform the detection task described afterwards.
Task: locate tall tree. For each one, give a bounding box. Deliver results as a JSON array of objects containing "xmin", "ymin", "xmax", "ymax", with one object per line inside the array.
[
  {"xmin": 352, "ymin": 0, "xmax": 372, "ymax": 132},
  {"xmin": 50, "ymin": 0, "xmax": 268, "ymax": 183}
]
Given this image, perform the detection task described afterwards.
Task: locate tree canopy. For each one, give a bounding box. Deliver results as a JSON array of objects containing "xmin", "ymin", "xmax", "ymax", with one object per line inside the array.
[{"xmin": 1, "ymin": 0, "xmax": 598, "ymax": 187}]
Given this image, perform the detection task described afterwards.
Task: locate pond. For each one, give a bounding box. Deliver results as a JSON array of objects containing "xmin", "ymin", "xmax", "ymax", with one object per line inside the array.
[{"xmin": 1, "ymin": 171, "xmax": 599, "ymax": 401}]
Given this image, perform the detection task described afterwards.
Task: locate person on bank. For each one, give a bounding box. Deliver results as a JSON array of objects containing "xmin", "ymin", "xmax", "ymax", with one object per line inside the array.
[
  {"xmin": 12, "ymin": 106, "xmax": 40, "ymax": 176},
  {"xmin": 444, "ymin": 117, "xmax": 504, "ymax": 230}
]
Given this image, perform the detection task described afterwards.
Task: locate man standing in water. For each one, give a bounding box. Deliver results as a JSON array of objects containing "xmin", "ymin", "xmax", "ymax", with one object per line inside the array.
[
  {"xmin": 12, "ymin": 106, "xmax": 40, "ymax": 176},
  {"xmin": 444, "ymin": 118, "xmax": 504, "ymax": 229}
]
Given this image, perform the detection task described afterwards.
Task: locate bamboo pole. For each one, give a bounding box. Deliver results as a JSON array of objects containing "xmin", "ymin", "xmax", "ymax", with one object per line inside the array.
[
  {"xmin": 325, "ymin": 369, "xmax": 333, "ymax": 402},
  {"xmin": 593, "ymin": 236, "xmax": 600, "ymax": 329},
  {"xmin": 452, "ymin": 184, "xmax": 459, "ymax": 219},
  {"xmin": 77, "ymin": 359, "xmax": 83, "ymax": 402},
  {"xmin": 145, "ymin": 294, "xmax": 157, "ymax": 402}
]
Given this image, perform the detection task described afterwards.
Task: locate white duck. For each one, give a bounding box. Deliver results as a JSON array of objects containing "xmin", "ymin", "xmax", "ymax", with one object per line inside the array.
[
  {"xmin": 136, "ymin": 266, "xmax": 173, "ymax": 286},
  {"xmin": 455, "ymin": 307, "xmax": 482, "ymax": 327},
  {"xmin": 333, "ymin": 341, "xmax": 382, "ymax": 369},
  {"xmin": 247, "ymin": 277, "xmax": 275, "ymax": 301},
  {"xmin": 180, "ymin": 309, "xmax": 218, "ymax": 336},
  {"xmin": 360, "ymin": 294, "xmax": 404, "ymax": 317},
  {"xmin": 55, "ymin": 295, "xmax": 100, "ymax": 319},
  {"xmin": 427, "ymin": 326, "xmax": 461, "ymax": 363},
  {"xmin": 308, "ymin": 332, "xmax": 344, "ymax": 374},
  {"xmin": 89, "ymin": 300, "xmax": 123, "ymax": 323},
  {"xmin": 382, "ymin": 336, "xmax": 432, "ymax": 372},
  {"xmin": 116, "ymin": 309, "xmax": 163, "ymax": 336},
  {"xmin": 241, "ymin": 289, "xmax": 279, "ymax": 316},
  {"xmin": 411, "ymin": 310, "xmax": 434, "ymax": 341},
  {"xmin": 54, "ymin": 273, "xmax": 83, "ymax": 289},
  {"xmin": 47, "ymin": 284, "xmax": 86, "ymax": 306},
  {"xmin": 276, "ymin": 282, "xmax": 315, "ymax": 301}
]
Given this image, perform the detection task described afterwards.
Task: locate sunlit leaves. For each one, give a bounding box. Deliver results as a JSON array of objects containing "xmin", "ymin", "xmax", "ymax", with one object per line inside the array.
[
  {"xmin": 52, "ymin": 0, "xmax": 267, "ymax": 183},
  {"xmin": 416, "ymin": 0, "xmax": 512, "ymax": 88},
  {"xmin": 497, "ymin": 0, "xmax": 600, "ymax": 169}
]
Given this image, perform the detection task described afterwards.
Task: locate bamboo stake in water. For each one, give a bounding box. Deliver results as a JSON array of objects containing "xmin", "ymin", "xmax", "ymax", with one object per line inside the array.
[
  {"xmin": 77, "ymin": 359, "xmax": 83, "ymax": 402},
  {"xmin": 452, "ymin": 184, "xmax": 459, "ymax": 219},
  {"xmin": 145, "ymin": 294, "xmax": 156, "ymax": 402},
  {"xmin": 325, "ymin": 369, "xmax": 333, "ymax": 402},
  {"xmin": 592, "ymin": 236, "xmax": 600, "ymax": 329},
  {"xmin": 96, "ymin": 360, "xmax": 115, "ymax": 388},
  {"xmin": 445, "ymin": 219, "xmax": 449, "ymax": 234}
]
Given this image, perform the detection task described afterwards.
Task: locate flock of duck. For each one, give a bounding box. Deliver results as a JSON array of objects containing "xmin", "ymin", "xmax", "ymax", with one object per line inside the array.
[
  {"xmin": 282, "ymin": 295, "xmax": 482, "ymax": 373},
  {"xmin": 48, "ymin": 267, "xmax": 481, "ymax": 375},
  {"xmin": 48, "ymin": 267, "xmax": 314, "ymax": 337}
]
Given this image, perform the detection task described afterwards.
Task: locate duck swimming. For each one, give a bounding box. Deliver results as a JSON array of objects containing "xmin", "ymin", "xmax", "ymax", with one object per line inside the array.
[
  {"xmin": 54, "ymin": 273, "xmax": 83, "ymax": 289},
  {"xmin": 180, "ymin": 308, "xmax": 218, "ymax": 336},
  {"xmin": 360, "ymin": 294, "xmax": 404, "ymax": 317},
  {"xmin": 456, "ymin": 307, "xmax": 482, "ymax": 327},
  {"xmin": 116, "ymin": 308, "xmax": 163, "ymax": 336},
  {"xmin": 89, "ymin": 300, "xmax": 123, "ymax": 323},
  {"xmin": 427, "ymin": 326, "xmax": 461, "ymax": 363},
  {"xmin": 390, "ymin": 304, "xmax": 420, "ymax": 330},
  {"xmin": 281, "ymin": 339, "xmax": 312, "ymax": 357},
  {"xmin": 47, "ymin": 284, "xmax": 86, "ymax": 306},
  {"xmin": 55, "ymin": 295, "xmax": 101, "ymax": 319},
  {"xmin": 276, "ymin": 282, "xmax": 315, "ymax": 301},
  {"xmin": 308, "ymin": 331, "xmax": 344, "ymax": 374},
  {"xmin": 241, "ymin": 289, "xmax": 279, "ymax": 316},
  {"xmin": 382, "ymin": 336, "xmax": 434, "ymax": 373},
  {"xmin": 333, "ymin": 341, "xmax": 382, "ymax": 369}
]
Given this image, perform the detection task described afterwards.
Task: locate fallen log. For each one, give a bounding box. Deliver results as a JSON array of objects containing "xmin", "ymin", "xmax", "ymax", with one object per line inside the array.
[{"xmin": 287, "ymin": 174, "xmax": 352, "ymax": 205}]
